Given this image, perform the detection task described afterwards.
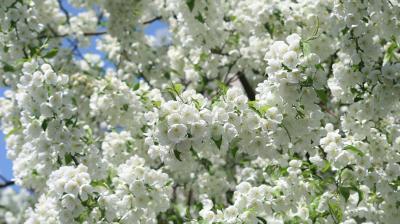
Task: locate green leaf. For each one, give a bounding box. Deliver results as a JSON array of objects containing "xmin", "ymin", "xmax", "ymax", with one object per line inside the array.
[
  {"xmin": 200, "ymin": 158, "xmax": 212, "ymax": 172},
  {"xmin": 248, "ymin": 101, "xmax": 262, "ymax": 117},
  {"xmin": 64, "ymin": 153, "xmax": 73, "ymax": 165},
  {"xmin": 263, "ymin": 22, "xmax": 274, "ymax": 38},
  {"xmin": 315, "ymin": 88, "xmax": 329, "ymax": 104},
  {"xmin": 257, "ymin": 216, "xmax": 267, "ymax": 224},
  {"xmin": 41, "ymin": 118, "xmax": 51, "ymax": 131},
  {"xmin": 44, "ymin": 48, "xmax": 58, "ymax": 58},
  {"xmin": 344, "ymin": 145, "xmax": 364, "ymax": 157},
  {"xmin": 132, "ymin": 82, "xmax": 140, "ymax": 91},
  {"xmin": 5, "ymin": 127, "xmax": 21, "ymax": 139},
  {"xmin": 217, "ymin": 81, "xmax": 228, "ymax": 95},
  {"xmin": 173, "ymin": 149, "xmax": 182, "ymax": 161},
  {"xmin": 186, "ymin": 0, "xmax": 195, "ymax": 12},
  {"xmin": 152, "ymin": 100, "xmax": 161, "ymax": 108},
  {"xmin": 299, "ymin": 76, "xmax": 313, "ymax": 88},
  {"xmin": 121, "ymin": 104, "xmax": 129, "ymax": 111},
  {"xmin": 282, "ymin": 63, "xmax": 293, "ymax": 72},
  {"xmin": 212, "ymin": 137, "xmax": 222, "ymax": 149},
  {"xmin": 195, "ymin": 12, "xmax": 205, "ymax": 24},
  {"xmin": 327, "ymin": 201, "xmax": 343, "ymax": 224},
  {"xmin": 338, "ymin": 186, "xmax": 350, "ymax": 202},
  {"xmin": 3, "ymin": 63, "xmax": 15, "ymax": 72},
  {"xmin": 350, "ymin": 184, "xmax": 364, "ymax": 206},
  {"xmin": 315, "ymin": 63, "xmax": 325, "ymax": 71},
  {"xmin": 321, "ymin": 160, "xmax": 331, "ymax": 173},
  {"xmin": 301, "ymin": 41, "xmax": 311, "ymax": 56},
  {"xmin": 230, "ymin": 146, "xmax": 239, "ymax": 158},
  {"xmin": 91, "ymin": 180, "xmax": 110, "ymax": 189},
  {"xmin": 259, "ymin": 105, "xmax": 271, "ymax": 115},
  {"xmin": 175, "ymin": 83, "xmax": 183, "ymax": 93}
]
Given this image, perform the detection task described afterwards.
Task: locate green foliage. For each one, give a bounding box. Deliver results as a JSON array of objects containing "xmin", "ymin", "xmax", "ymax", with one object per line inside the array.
[{"xmin": 344, "ymin": 145, "xmax": 364, "ymax": 157}]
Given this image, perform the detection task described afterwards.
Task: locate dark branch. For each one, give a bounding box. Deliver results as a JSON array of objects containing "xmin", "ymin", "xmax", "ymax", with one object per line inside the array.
[
  {"xmin": 48, "ymin": 31, "xmax": 108, "ymax": 38},
  {"xmin": 57, "ymin": 0, "xmax": 70, "ymax": 25},
  {"xmin": 143, "ymin": 16, "xmax": 163, "ymax": 25},
  {"xmin": 237, "ymin": 72, "xmax": 255, "ymax": 100},
  {"xmin": 0, "ymin": 179, "xmax": 15, "ymax": 188}
]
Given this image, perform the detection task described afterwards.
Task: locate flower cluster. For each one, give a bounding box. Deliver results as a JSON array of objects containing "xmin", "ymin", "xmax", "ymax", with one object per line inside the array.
[
  {"xmin": 99, "ymin": 156, "xmax": 172, "ymax": 223},
  {"xmin": 0, "ymin": 188, "xmax": 33, "ymax": 224},
  {"xmin": 26, "ymin": 165, "xmax": 93, "ymax": 223}
]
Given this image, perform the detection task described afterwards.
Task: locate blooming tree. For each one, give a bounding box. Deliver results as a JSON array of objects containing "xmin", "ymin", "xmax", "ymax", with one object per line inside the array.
[{"xmin": 1, "ymin": 0, "xmax": 400, "ymax": 223}]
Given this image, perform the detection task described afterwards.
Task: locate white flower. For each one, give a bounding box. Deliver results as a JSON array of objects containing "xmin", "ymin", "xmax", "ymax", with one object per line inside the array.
[
  {"xmin": 190, "ymin": 120, "xmax": 207, "ymax": 139},
  {"xmin": 167, "ymin": 124, "xmax": 187, "ymax": 143},
  {"xmin": 286, "ymin": 33, "xmax": 301, "ymax": 51},
  {"xmin": 26, "ymin": 119, "xmax": 42, "ymax": 138},
  {"xmin": 282, "ymin": 51, "xmax": 298, "ymax": 69}
]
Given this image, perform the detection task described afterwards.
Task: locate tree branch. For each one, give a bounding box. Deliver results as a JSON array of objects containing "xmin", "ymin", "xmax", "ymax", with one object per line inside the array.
[
  {"xmin": 0, "ymin": 180, "xmax": 15, "ymax": 188},
  {"xmin": 0, "ymin": 175, "xmax": 15, "ymax": 189},
  {"xmin": 143, "ymin": 16, "xmax": 163, "ymax": 25},
  {"xmin": 57, "ymin": 0, "xmax": 70, "ymax": 25},
  {"xmin": 237, "ymin": 72, "xmax": 255, "ymax": 100}
]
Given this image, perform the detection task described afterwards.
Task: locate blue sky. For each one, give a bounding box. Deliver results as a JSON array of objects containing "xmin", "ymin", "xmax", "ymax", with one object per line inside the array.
[
  {"xmin": 0, "ymin": 88, "xmax": 13, "ymax": 181},
  {"xmin": 0, "ymin": 1, "xmax": 167, "ymax": 187}
]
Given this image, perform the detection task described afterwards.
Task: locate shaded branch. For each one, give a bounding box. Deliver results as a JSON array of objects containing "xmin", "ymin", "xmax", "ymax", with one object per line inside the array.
[
  {"xmin": 143, "ymin": 16, "xmax": 163, "ymax": 25},
  {"xmin": 0, "ymin": 175, "xmax": 15, "ymax": 189},
  {"xmin": 57, "ymin": 0, "xmax": 70, "ymax": 25},
  {"xmin": 0, "ymin": 180, "xmax": 15, "ymax": 188},
  {"xmin": 237, "ymin": 72, "xmax": 255, "ymax": 100}
]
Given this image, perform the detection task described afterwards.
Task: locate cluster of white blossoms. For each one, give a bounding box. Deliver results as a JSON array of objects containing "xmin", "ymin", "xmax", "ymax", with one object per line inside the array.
[
  {"xmin": 1, "ymin": 0, "xmax": 400, "ymax": 223},
  {"xmin": 25, "ymin": 165, "xmax": 93, "ymax": 223},
  {"xmin": 0, "ymin": 188, "xmax": 33, "ymax": 224},
  {"xmin": 99, "ymin": 156, "xmax": 172, "ymax": 223}
]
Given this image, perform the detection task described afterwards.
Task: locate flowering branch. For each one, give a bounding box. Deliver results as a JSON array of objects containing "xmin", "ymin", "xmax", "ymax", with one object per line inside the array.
[
  {"xmin": 0, "ymin": 175, "xmax": 15, "ymax": 188},
  {"xmin": 237, "ymin": 71, "xmax": 255, "ymax": 100}
]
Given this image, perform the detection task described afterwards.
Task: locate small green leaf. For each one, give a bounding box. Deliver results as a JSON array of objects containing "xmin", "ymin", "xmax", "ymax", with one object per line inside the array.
[
  {"xmin": 257, "ymin": 216, "xmax": 267, "ymax": 224},
  {"xmin": 132, "ymin": 82, "xmax": 140, "ymax": 91},
  {"xmin": 44, "ymin": 48, "xmax": 58, "ymax": 58},
  {"xmin": 350, "ymin": 184, "xmax": 364, "ymax": 206},
  {"xmin": 248, "ymin": 101, "xmax": 262, "ymax": 117},
  {"xmin": 299, "ymin": 76, "xmax": 313, "ymax": 88},
  {"xmin": 321, "ymin": 160, "xmax": 331, "ymax": 173},
  {"xmin": 41, "ymin": 118, "xmax": 51, "ymax": 131},
  {"xmin": 173, "ymin": 149, "xmax": 182, "ymax": 161},
  {"xmin": 263, "ymin": 22, "xmax": 274, "ymax": 38},
  {"xmin": 91, "ymin": 180, "xmax": 110, "ymax": 189},
  {"xmin": 212, "ymin": 137, "xmax": 222, "ymax": 149},
  {"xmin": 195, "ymin": 12, "xmax": 205, "ymax": 23},
  {"xmin": 315, "ymin": 63, "xmax": 325, "ymax": 71},
  {"xmin": 301, "ymin": 41, "xmax": 311, "ymax": 56},
  {"xmin": 230, "ymin": 146, "xmax": 239, "ymax": 158},
  {"xmin": 5, "ymin": 127, "xmax": 21, "ymax": 139},
  {"xmin": 121, "ymin": 104, "xmax": 129, "ymax": 111},
  {"xmin": 200, "ymin": 158, "xmax": 212, "ymax": 172},
  {"xmin": 152, "ymin": 100, "xmax": 161, "ymax": 108},
  {"xmin": 338, "ymin": 186, "xmax": 350, "ymax": 202},
  {"xmin": 186, "ymin": 0, "xmax": 195, "ymax": 12},
  {"xmin": 217, "ymin": 81, "xmax": 228, "ymax": 95},
  {"xmin": 315, "ymin": 88, "xmax": 329, "ymax": 104},
  {"xmin": 259, "ymin": 105, "xmax": 271, "ymax": 115},
  {"xmin": 327, "ymin": 201, "xmax": 343, "ymax": 223},
  {"xmin": 344, "ymin": 145, "xmax": 364, "ymax": 157},
  {"xmin": 65, "ymin": 153, "xmax": 73, "ymax": 165},
  {"xmin": 282, "ymin": 63, "xmax": 293, "ymax": 72},
  {"xmin": 3, "ymin": 63, "xmax": 15, "ymax": 72},
  {"xmin": 174, "ymin": 83, "xmax": 183, "ymax": 94}
]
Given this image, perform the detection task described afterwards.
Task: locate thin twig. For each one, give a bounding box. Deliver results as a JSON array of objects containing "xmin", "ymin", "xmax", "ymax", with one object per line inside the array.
[
  {"xmin": 57, "ymin": 0, "xmax": 70, "ymax": 25},
  {"xmin": 143, "ymin": 16, "xmax": 163, "ymax": 25},
  {"xmin": 0, "ymin": 175, "xmax": 15, "ymax": 189}
]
